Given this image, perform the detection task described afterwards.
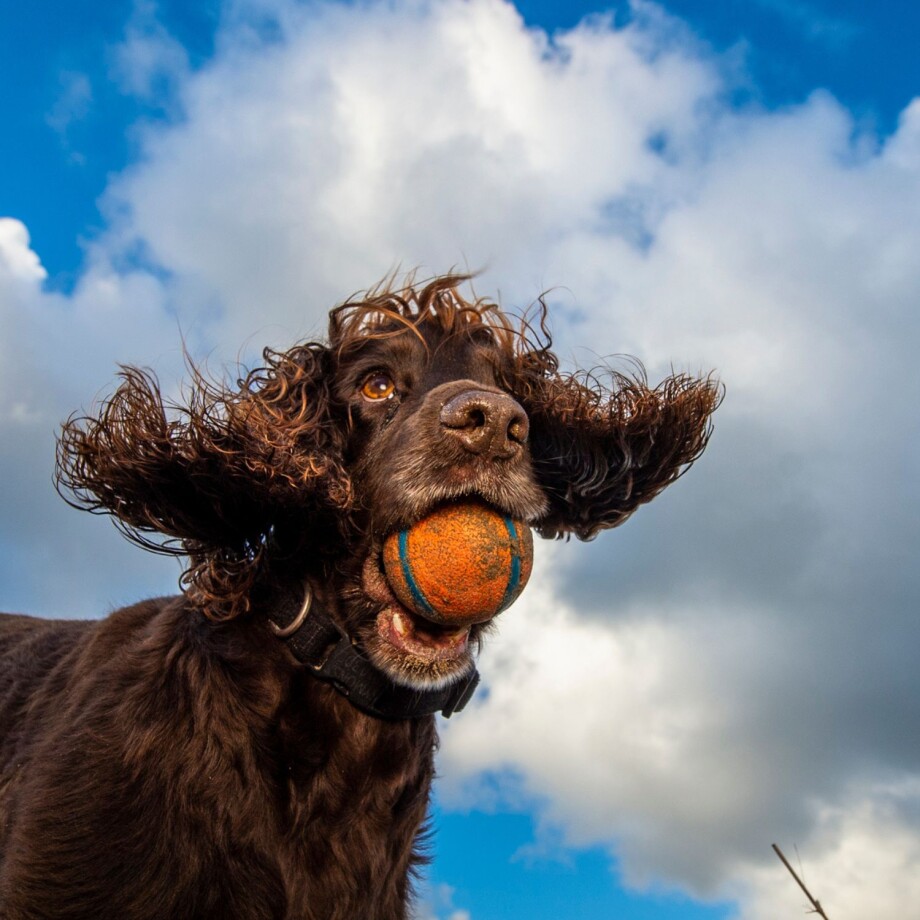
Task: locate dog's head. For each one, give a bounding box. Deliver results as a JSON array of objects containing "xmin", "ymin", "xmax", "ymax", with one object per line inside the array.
[{"xmin": 57, "ymin": 275, "xmax": 720, "ymax": 691}]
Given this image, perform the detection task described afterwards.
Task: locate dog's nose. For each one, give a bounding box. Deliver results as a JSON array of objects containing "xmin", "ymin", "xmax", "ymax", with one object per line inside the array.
[{"xmin": 440, "ymin": 390, "xmax": 529, "ymax": 459}]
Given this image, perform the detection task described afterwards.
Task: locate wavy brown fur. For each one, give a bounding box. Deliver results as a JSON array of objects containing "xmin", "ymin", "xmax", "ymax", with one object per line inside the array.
[{"xmin": 3, "ymin": 274, "xmax": 720, "ymax": 918}]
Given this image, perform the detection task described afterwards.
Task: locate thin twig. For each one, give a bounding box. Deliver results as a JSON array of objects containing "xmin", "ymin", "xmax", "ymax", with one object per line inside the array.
[{"xmin": 772, "ymin": 844, "xmax": 831, "ymax": 919}]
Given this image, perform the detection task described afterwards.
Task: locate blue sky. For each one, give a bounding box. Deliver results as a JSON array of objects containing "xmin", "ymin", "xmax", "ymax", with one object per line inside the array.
[{"xmin": 2, "ymin": 2, "xmax": 920, "ymax": 919}]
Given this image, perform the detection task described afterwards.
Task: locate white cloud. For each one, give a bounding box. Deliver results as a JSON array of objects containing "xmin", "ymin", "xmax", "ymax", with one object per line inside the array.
[
  {"xmin": 413, "ymin": 881, "xmax": 472, "ymax": 920},
  {"xmin": 439, "ymin": 66, "xmax": 920, "ymax": 907},
  {"xmin": 3, "ymin": 0, "xmax": 920, "ymax": 915},
  {"xmin": 96, "ymin": 0, "xmax": 719, "ymax": 351},
  {"xmin": 739, "ymin": 783, "xmax": 920, "ymax": 920},
  {"xmin": 110, "ymin": 0, "xmax": 191, "ymax": 109},
  {"xmin": 0, "ymin": 220, "xmax": 184, "ymax": 615},
  {"xmin": 45, "ymin": 71, "xmax": 94, "ymax": 160},
  {"xmin": 438, "ymin": 554, "xmax": 808, "ymax": 893},
  {"xmin": 0, "ymin": 219, "xmax": 48, "ymax": 285}
]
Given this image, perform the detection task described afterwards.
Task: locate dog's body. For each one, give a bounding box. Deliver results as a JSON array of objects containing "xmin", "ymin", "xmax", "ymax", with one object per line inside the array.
[
  {"xmin": 0, "ymin": 601, "xmax": 433, "ymax": 919},
  {"xmin": 0, "ymin": 277, "xmax": 719, "ymax": 918}
]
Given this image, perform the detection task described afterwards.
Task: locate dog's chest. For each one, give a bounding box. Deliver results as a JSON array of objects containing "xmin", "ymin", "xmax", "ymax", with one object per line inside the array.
[{"xmin": 265, "ymin": 693, "xmax": 438, "ymax": 918}]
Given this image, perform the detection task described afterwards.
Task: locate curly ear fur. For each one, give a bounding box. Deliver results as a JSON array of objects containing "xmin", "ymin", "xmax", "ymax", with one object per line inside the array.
[
  {"xmin": 500, "ymin": 307, "xmax": 722, "ymax": 540},
  {"xmin": 515, "ymin": 365, "xmax": 722, "ymax": 539},
  {"xmin": 56, "ymin": 344, "xmax": 349, "ymax": 620}
]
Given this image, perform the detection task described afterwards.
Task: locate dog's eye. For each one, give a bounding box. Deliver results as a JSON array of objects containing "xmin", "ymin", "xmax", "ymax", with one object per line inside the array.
[{"xmin": 361, "ymin": 373, "xmax": 396, "ymax": 401}]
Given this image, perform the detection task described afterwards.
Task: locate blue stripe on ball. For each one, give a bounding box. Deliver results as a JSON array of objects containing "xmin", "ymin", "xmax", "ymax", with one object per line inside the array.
[
  {"xmin": 397, "ymin": 529, "xmax": 436, "ymax": 617},
  {"xmin": 498, "ymin": 516, "xmax": 522, "ymax": 612}
]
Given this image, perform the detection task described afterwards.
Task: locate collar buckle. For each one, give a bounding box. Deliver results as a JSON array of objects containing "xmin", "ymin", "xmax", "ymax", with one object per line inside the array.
[{"xmin": 269, "ymin": 584, "xmax": 313, "ymax": 638}]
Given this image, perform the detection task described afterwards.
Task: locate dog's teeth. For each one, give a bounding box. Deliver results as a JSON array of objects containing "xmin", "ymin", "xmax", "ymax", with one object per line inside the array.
[{"xmin": 393, "ymin": 612, "xmax": 410, "ymax": 636}]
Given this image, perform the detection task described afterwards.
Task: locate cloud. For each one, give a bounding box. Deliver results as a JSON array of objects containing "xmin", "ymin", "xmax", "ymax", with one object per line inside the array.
[
  {"xmin": 740, "ymin": 782, "xmax": 920, "ymax": 920},
  {"xmin": 0, "ymin": 219, "xmax": 185, "ymax": 615},
  {"xmin": 109, "ymin": 0, "xmax": 191, "ymax": 111},
  {"xmin": 413, "ymin": 881, "xmax": 472, "ymax": 920},
  {"xmin": 95, "ymin": 0, "xmax": 719, "ymax": 351},
  {"xmin": 440, "ymin": 80, "xmax": 920, "ymax": 910},
  {"xmin": 3, "ymin": 0, "xmax": 920, "ymax": 915},
  {"xmin": 0, "ymin": 220, "xmax": 48, "ymax": 285},
  {"xmin": 45, "ymin": 71, "xmax": 94, "ymax": 160}
]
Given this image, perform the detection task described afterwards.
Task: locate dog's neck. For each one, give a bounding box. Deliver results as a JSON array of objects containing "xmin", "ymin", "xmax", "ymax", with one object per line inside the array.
[{"xmin": 263, "ymin": 581, "xmax": 480, "ymax": 720}]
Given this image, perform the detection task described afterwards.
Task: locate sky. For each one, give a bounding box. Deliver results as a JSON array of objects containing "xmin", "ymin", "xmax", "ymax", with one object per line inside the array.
[{"xmin": 2, "ymin": 1, "xmax": 919, "ymax": 918}]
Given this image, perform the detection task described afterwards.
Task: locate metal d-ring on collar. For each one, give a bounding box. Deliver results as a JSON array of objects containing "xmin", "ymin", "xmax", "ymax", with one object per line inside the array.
[
  {"xmin": 268, "ymin": 581, "xmax": 481, "ymax": 721},
  {"xmin": 269, "ymin": 583, "xmax": 313, "ymax": 638}
]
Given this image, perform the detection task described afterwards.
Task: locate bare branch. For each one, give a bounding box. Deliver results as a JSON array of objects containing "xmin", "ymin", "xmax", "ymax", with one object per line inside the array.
[{"xmin": 772, "ymin": 844, "xmax": 831, "ymax": 919}]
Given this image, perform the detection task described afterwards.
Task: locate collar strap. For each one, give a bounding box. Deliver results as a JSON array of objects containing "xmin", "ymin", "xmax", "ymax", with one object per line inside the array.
[{"xmin": 269, "ymin": 585, "xmax": 480, "ymax": 721}]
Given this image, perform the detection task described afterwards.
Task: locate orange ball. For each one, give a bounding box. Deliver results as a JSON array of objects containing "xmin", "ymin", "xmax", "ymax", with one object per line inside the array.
[{"xmin": 382, "ymin": 501, "xmax": 534, "ymax": 626}]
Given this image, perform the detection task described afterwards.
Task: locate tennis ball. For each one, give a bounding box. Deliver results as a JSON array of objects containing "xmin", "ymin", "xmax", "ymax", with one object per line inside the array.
[{"xmin": 382, "ymin": 501, "xmax": 533, "ymax": 626}]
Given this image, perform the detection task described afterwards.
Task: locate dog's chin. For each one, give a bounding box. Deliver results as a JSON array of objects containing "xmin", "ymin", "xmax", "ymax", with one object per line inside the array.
[{"xmin": 360, "ymin": 553, "xmax": 479, "ymax": 691}]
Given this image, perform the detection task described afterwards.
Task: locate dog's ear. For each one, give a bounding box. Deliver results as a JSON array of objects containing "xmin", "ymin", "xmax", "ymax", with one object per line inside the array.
[
  {"xmin": 56, "ymin": 343, "xmax": 348, "ymax": 617},
  {"xmin": 510, "ymin": 355, "xmax": 721, "ymax": 540}
]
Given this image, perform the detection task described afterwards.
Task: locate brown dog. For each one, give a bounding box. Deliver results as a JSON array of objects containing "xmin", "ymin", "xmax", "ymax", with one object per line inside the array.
[{"xmin": 0, "ymin": 276, "xmax": 719, "ymax": 919}]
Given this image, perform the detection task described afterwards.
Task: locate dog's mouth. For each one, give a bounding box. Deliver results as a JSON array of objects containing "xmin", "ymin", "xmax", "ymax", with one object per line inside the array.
[
  {"xmin": 378, "ymin": 606, "xmax": 471, "ymax": 660},
  {"xmin": 361, "ymin": 552, "xmax": 477, "ymax": 684},
  {"xmin": 355, "ymin": 492, "xmax": 535, "ymax": 689}
]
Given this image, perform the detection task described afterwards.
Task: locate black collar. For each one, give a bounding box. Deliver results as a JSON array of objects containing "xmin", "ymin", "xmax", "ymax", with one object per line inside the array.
[{"xmin": 268, "ymin": 584, "xmax": 480, "ymax": 721}]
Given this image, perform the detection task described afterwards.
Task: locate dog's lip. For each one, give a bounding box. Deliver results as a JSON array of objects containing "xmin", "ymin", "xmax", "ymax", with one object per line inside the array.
[
  {"xmin": 375, "ymin": 607, "xmax": 470, "ymax": 662},
  {"xmin": 380, "ymin": 490, "xmax": 538, "ymax": 538}
]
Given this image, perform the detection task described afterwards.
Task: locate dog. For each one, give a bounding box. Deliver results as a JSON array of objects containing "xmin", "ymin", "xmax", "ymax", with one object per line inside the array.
[{"xmin": 0, "ymin": 275, "xmax": 719, "ymax": 918}]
